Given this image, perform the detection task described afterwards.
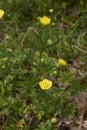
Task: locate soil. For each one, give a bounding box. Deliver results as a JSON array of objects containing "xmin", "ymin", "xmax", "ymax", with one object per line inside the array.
[{"xmin": 56, "ymin": 91, "xmax": 87, "ymax": 130}]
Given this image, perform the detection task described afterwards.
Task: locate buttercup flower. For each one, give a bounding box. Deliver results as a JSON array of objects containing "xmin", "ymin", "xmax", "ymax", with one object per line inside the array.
[
  {"xmin": 39, "ymin": 79, "xmax": 52, "ymax": 90},
  {"xmin": 40, "ymin": 16, "xmax": 51, "ymax": 26},
  {"xmin": 0, "ymin": 9, "xmax": 4, "ymax": 19},
  {"xmin": 49, "ymin": 9, "xmax": 54, "ymax": 13},
  {"xmin": 51, "ymin": 117, "xmax": 57, "ymax": 123},
  {"xmin": 58, "ymin": 58, "xmax": 67, "ymax": 66}
]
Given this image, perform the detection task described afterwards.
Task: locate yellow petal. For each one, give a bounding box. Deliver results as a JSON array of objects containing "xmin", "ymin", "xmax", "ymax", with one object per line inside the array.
[
  {"xmin": 40, "ymin": 16, "xmax": 51, "ymax": 26},
  {"xmin": 0, "ymin": 9, "xmax": 4, "ymax": 19},
  {"xmin": 58, "ymin": 58, "xmax": 67, "ymax": 66}
]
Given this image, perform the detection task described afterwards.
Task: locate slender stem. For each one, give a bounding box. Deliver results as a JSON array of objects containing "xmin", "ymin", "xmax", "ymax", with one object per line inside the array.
[
  {"xmin": 72, "ymin": 45, "xmax": 87, "ymax": 54},
  {"xmin": 43, "ymin": 39, "xmax": 59, "ymax": 50},
  {"xmin": 26, "ymin": 75, "xmax": 41, "ymax": 92},
  {"xmin": 32, "ymin": 30, "xmax": 44, "ymax": 54},
  {"xmin": 32, "ymin": 30, "xmax": 43, "ymax": 46},
  {"xmin": 20, "ymin": 27, "xmax": 30, "ymax": 46}
]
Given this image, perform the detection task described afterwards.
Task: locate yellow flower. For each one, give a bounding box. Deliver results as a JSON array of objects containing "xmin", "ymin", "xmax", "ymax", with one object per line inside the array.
[
  {"xmin": 39, "ymin": 79, "xmax": 52, "ymax": 90},
  {"xmin": 58, "ymin": 58, "xmax": 67, "ymax": 66},
  {"xmin": 40, "ymin": 16, "xmax": 51, "ymax": 26},
  {"xmin": 49, "ymin": 9, "xmax": 54, "ymax": 13},
  {"xmin": 0, "ymin": 9, "xmax": 4, "ymax": 19},
  {"xmin": 51, "ymin": 117, "xmax": 57, "ymax": 123}
]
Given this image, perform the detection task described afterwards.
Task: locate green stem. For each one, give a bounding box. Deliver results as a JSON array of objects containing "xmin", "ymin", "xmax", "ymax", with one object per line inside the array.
[
  {"xmin": 72, "ymin": 45, "xmax": 87, "ymax": 54},
  {"xmin": 43, "ymin": 39, "xmax": 59, "ymax": 50},
  {"xmin": 26, "ymin": 75, "xmax": 41, "ymax": 92},
  {"xmin": 20, "ymin": 27, "xmax": 30, "ymax": 46},
  {"xmin": 32, "ymin": 30, "xmax": 44, "ymax": 54}
]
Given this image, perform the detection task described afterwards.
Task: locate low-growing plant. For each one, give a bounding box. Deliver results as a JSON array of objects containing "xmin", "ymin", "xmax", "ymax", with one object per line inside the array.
[{"xmin": 0, "ymin": 0, "xmax": 87, "ymax": 129}]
